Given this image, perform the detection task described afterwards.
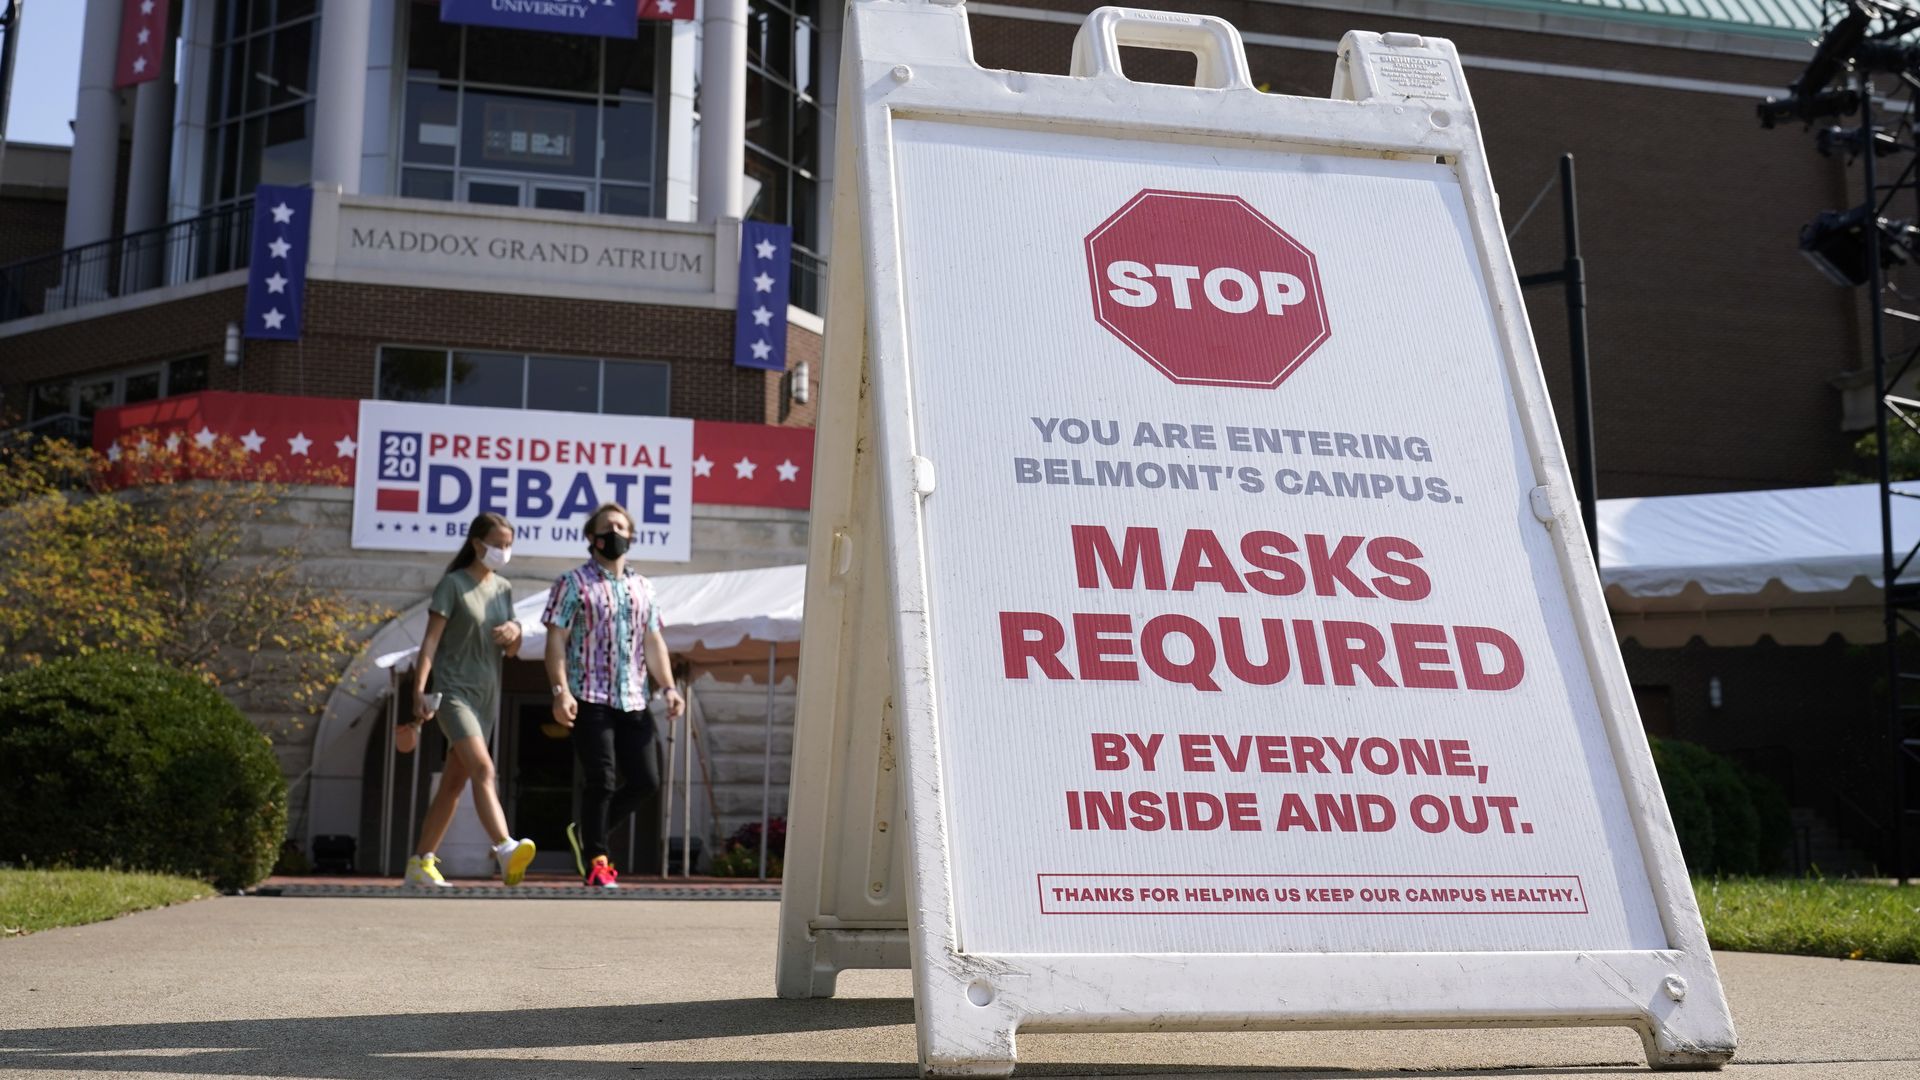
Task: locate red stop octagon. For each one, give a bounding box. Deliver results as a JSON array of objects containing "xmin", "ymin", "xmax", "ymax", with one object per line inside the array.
[{"xmin": 1084, "ymin": 190, "xmax": 1331, "ymax": 389}]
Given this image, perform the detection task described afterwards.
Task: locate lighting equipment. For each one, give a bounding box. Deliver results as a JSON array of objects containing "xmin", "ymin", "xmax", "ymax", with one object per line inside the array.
[
  {"xmin": 1757, "ymin": 0, "xmax": 1875, "ymax": 128},
  {"xmin": 1816, "ymin": 124, "xmax": 1904, "ymax": 157},
  {"xmin": 1799, "ymin": 206, "xmax": 1918, "ymax": 286}
]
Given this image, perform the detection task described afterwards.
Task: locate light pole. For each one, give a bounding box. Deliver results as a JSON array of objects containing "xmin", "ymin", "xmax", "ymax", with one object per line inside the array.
[{"xmin": 0, "ymin": 0, "xmax": 23, "ymax": 188}]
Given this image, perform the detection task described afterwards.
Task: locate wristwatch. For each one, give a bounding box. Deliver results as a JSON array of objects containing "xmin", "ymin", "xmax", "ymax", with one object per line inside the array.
[{"xmin": 551, "ymin": 683, "xmax": 568, "ymax": 697}]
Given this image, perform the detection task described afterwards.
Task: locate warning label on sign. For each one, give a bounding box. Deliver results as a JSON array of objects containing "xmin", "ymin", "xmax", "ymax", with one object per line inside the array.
[{"xmin": 1037, "ymin": 874, "xmax": 1590, "ymax": 916}]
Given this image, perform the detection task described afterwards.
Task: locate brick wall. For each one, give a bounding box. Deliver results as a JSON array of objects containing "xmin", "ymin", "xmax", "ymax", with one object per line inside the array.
[
  {"xmin": 970, "ymin": 3, "xmax": 1857, "ymax": 498},
  {"xmin": 0, "ymin": 281, "xmax": 824, "ymax": 428},
  {"xmin": 0, "ymin": 196, "xmax": 66, "ymax": 269}
]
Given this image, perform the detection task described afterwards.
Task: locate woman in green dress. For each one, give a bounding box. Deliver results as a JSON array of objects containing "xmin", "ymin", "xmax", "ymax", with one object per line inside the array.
[{"xmin": 402, "ymin": 511, "xmax": 537, "ymax": 887}]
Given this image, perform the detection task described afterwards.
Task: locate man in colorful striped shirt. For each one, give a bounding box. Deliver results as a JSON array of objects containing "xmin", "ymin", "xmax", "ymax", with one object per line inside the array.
[{"xmin": 543, "ymin": 501, "xmax": 685, "ymax": 888}]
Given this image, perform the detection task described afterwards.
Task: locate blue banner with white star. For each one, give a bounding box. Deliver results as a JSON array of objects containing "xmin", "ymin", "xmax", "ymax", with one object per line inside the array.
[
  {"xmin": 734, "ymin": 221, "xmax": 792, "ymax": 372},
  {"xmin": 244, "ymin": 184, "xmax": 312, "ymax": 342}
]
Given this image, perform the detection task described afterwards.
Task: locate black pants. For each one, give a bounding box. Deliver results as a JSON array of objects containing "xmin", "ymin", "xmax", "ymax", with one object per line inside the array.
[{"xmin": 573, "ymin": 702, "xmax": 661, "ymax": 864}]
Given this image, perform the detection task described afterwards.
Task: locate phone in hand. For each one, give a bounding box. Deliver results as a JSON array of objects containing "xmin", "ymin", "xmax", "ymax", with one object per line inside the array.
[{"xmin": 420, "ymin": 692, "xmax": 443, "ymax": 714}]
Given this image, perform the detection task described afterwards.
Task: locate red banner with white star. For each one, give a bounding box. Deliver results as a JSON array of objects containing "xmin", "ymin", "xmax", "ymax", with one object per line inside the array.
[
  {"xmin": 93, "ymin": 393, "xmax": 813, "ymax": 510},
  {"xmin": 115, "ymin": 0, "xmax": 170, "ymax": 88},
  {"xmin": 637, "ymin": 0, "xmax": 695, "ymax": 21}
]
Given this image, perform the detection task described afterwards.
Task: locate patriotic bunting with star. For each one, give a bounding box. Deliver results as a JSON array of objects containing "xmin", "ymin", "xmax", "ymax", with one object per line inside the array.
[
  {"xmin": 244, "ymin": 184, "xmax": 313, "ymax": 342},
  {"xmin": 734, "ymin": 221, "xmax": 792, "ymax": 371},
  {"xmin": 638, "ymin": 0, "xmax": 696, "ymax": 20},
  {"xmin": 115, "ymin": 0, "xmax": 171, "ymax": 88},
  {"xmin": 93, "ymin": 393, "xmax": 813, "ymax": 510}
]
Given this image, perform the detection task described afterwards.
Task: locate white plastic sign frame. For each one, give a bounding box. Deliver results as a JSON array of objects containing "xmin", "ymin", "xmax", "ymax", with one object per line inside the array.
[{"xmin": 776, "ymin": 3, "xmax": 1735, "ymax": 1075}]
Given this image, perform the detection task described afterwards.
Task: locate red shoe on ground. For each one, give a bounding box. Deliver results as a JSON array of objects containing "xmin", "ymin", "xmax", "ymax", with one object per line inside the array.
[{"xmin": 585, "ymin": 856, "xmax": 620, "ymax": 889}]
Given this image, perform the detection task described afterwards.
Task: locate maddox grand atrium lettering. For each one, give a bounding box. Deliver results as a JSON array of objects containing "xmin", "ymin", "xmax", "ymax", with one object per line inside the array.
[{"xmin": 347, "ymin": 226, "xmax": 703, "ymax": 273}]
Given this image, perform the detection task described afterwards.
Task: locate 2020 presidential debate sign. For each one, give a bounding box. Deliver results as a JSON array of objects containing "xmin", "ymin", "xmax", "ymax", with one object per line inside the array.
[
  {"xmin": 777, "ymin": 4, "xmax": 1732, "ymax": 1076},
  {"xmin": 352, "ymin": 401, "xmax": 691, "ymax": 561}
]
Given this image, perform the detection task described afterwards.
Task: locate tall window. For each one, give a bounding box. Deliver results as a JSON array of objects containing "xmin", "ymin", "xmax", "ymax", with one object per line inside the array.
[
  {"xmin": 400, "ymin": 4, "xmax": 659, "ymax": 216},
  {"xmin": 744, "ymin": 0, "xmax": 822, "ymax": 306},
  {"xmin": 376, "ymin": 347, "xmax": 671, "ymax": 416},
  {"xmin": 203, "ymin": 0, "xmax": 319, "ymax": 211}
]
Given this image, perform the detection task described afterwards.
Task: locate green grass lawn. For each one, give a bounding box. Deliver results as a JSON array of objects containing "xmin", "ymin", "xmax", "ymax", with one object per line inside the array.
[
  {"xmin": 1697, "ymin": 877, "xmax": 1920, "ymax": 964},
  {"xmin": 0, "ymin": 869, "xmax": 213, "ymax": 937}
]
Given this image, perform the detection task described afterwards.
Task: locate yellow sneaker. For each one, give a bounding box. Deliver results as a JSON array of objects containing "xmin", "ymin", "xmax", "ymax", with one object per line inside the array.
[
  {"xmin": 404, "ymin": 854, "xmax": 449, "ymax": 888},
  {"xmin": 495, "ymin": 838, "xmax": 536, "ymax": 886}
]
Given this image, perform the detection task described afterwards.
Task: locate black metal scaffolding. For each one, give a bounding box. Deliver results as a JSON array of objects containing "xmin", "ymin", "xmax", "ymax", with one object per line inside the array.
[{"xmin": 1761, "ymin": 0, "xmax": 1920, "ymax": 882}]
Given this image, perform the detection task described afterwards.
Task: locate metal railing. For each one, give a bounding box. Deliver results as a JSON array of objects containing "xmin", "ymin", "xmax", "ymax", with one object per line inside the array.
[{"xmin": 0, "ymin": 200, "xmax": 253, "ymax": 325}]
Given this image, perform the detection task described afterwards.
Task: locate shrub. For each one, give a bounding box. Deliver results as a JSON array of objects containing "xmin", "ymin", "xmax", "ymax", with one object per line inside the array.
[
  {"xmin": 708, "ymin": 818, "xmax": 787, "ymax": 879},
  {"xmin": 0, "ymin": 655, "xmax": 287, "ymax": 889},
  {"xmin": 1649, "ymin": 737, "xmax": 1790, "ymax": 876}
]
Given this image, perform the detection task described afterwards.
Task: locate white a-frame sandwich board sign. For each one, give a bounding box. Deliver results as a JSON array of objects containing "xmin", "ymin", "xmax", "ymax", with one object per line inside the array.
[{"xmin": 777, "ymin": 3, "xmax": 1736, "ymax": 1075}]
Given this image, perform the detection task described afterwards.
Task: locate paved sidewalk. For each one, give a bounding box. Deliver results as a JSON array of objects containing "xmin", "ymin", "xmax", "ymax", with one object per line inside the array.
[{"xmin": 1, "ymin": 896, "xmax": 1915, "ymax": 1079}]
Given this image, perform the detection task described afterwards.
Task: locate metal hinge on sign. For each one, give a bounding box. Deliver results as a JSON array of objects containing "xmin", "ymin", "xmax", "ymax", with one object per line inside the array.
[
  {"xmin": 1529, "ymin": 485, "xmax": 1556, "ymax": 525},
  {"xmin": 911, "ymin": 455, "xmax": 936, "ymax": 497}
]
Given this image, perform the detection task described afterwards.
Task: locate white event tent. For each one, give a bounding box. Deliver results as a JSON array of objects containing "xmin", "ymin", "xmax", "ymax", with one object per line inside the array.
[{"xmin": 1598, "ymin": 482, "xmax": 1920, "ymax": 647}]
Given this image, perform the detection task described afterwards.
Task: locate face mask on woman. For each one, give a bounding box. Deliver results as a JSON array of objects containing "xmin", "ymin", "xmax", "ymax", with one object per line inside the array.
[{"xmin": 480, "ymin": 543, "xmax": 512, "ymax": 570}]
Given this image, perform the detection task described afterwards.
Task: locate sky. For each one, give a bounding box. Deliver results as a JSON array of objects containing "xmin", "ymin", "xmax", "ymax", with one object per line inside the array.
[{"xmin": 5, "ymin": 1, "xmax": 86, "ymax": 147}]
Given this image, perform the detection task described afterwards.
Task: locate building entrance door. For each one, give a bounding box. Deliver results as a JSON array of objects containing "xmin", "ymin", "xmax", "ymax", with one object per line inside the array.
[
  {"xmin": 461, "ymin": 175, "xmax": 593, "ymax": 213},
  {"xmin": 500, "ymin": 693, "xmax": 579, "ymax": 874}
]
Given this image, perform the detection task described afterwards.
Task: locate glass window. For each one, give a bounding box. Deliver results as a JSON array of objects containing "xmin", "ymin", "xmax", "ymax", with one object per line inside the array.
[
  {"xmin": 266, "ymin": 18, "xmax": 315, "ymax": 106},
  {"xmin": 600, "ymin": 184, "xmax": 652, "ymax": 218},
  {"xmin": 526, "ymin": 355, "xmax": 599, "ymax": 413},
  {"xmin": 260, "ymin": 105, "xmax": 314, "ymax": 186},
  {"xmin": 463, "ymin": 26, "xmax": 600, "ymax": 95},
  {"xmin": 398, "ymin": 8, "xmax": 660, "ymax": 218},
  {"xmin": 602, "ymin": 361, "xmax": 670, "ymax": 417},
  {"xmin": 466, "ymin": 179, "xmax": 520, "ymax": 206},
  {"xmin": 450, "ymin": 351, "xmax": 525, "ymax": 408},
  {"xmin": 403, "ymin": 82, "xmax": 460, "ymax": 167},
  {"xmin": 167, "ymin": 356, "xmax": 211, "ymax": 395},
  {"xmin": 601, "ymin": 97, "xmax": 654, "ymax": 183},
  {"xmin": 378, "ymin": 348, "xmax": 451, "ymax": 403},
  {"xmin": 604, "ymin": 36, "xmax": 656, "ymax": 97},
  {"xmin": 407, "ymin": 6, "xmax": 462, "ymax": 79},
  {"xmin": 533, "ymin": 186, "xmax": 587, "ymax": 213},
  {"xmin": 76, "ymin": 380, "xmax": 115, "ymax": 420},
  {"xmin": 402, "ymin": 168, "xmax": 456, "ymax": 201},
  {"xmin": 28, "ymin": 381, "xmax": 71, "ymax": 421},
  {"xmin": 123, "ymin": 371, "xmax": 163, "ymax": 405},
  {"xmin": 465, "ymin": 91, "xmax": 596, "ymax": 177}
]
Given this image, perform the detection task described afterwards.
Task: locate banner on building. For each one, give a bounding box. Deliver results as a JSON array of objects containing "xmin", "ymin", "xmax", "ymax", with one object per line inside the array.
[
  {"xmin": 243, "ymin": 184, "xmax": 313, "ymax": 341},
  {"xmin": 638, "ymin": 0, "xmax": 696, "ymax": 21},
  {"xmin": 114, "ymin": 0, "xmax": 170, "ymax": 88},
  {"xmin": 353, "ymin": 400, "xmax": 693, "ymax": 561},
  {"xmin": 734, "ymin": 221, "xmax": 792, "ymax": 371},
  {"xmin": 439, "ymin": 0, "xmax": 639, "ymax": 38}
]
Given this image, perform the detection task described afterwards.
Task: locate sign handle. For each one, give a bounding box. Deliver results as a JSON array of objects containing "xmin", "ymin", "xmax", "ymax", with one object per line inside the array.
[{"xmin": 1069, "ymin": 6, "xmax": 1254, "ymax": 91}]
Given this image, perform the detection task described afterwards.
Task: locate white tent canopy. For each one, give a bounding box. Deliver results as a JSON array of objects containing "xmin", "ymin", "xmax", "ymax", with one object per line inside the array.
[
  {"xmin": 375, "ymin": 563, "xmax": 807, "ymax": 671},
  {"xmin": 1598, "ymin": 482, "xmax": 1920, "ymax": 647}
]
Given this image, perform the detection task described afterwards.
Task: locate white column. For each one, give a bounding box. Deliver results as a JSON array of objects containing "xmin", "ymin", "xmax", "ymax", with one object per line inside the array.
[
  {"xmin": 169, "ymin": 0, "xmax": 217, "ymax": 224},
  {"xmin": 662, "ymin": 19, "xmax": 699, "ymax": 222},
  {"xmin": 312, "ymin": 0, "xmax": 373, "ymax": 194},
  {"xmin": 123, "ymin": 38, "xmax": 175, "ymax": 291},
  {"xmin": 814, "ymin": 0, "xmax": 841, "ymax": 261},
  {"xmin": 698, "ymin": 0, "xmax": 747, "ymax": 222},
  {"xmin": 125, "ymin": 48, "xmax": 175, "ymax": 236},
  {"xmin": 357, "ymin": 0, "xmax": 398, "ymax": 195},
  {"xmin": 64, "ymin": 0, "xmax": 125, "ymax": 252}
]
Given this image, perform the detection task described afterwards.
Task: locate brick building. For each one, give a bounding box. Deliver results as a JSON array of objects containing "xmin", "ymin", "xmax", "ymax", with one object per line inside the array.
[{"xmin": 0, "ymin": 0, "xmax": 1893, "ymax": 870}]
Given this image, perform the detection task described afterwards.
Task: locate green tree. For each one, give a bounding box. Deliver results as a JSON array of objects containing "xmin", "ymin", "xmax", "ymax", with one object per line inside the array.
[{"xmin": 0, "ymin": 437, "xmax": 381, "ymax": 731}]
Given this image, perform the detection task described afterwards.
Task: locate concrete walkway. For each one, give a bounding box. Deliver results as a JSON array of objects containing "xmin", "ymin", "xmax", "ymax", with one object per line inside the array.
[{"xmin": 1, "ymin": 896, "xmax": 1915, "ymax": 1079}]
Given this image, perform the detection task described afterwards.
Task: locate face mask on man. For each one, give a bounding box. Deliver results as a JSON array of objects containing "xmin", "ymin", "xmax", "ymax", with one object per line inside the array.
[
  {"xmin": 480, "ymin": 543, "xmax": 512, "ymax": 570},
  {"xmin": 594, "ymin": 530, "xmax": 632, "ymax": 559}
]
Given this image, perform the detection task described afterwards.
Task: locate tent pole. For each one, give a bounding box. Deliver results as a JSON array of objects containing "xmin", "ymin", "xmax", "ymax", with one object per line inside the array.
[
  {"xmin": 759, "ymin": 643, "xmax": 776, "ymax": 880},
  {"xmin": 683, "ymin": 685, "xmax": 694, "ymax": 878},
  {"xmin": 381, "ymin": 669, "xmax": 395, "ymax": 876},
  {"xmin": 660, "ymin": 708, "xmax": 677, "ymax": 881}
]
